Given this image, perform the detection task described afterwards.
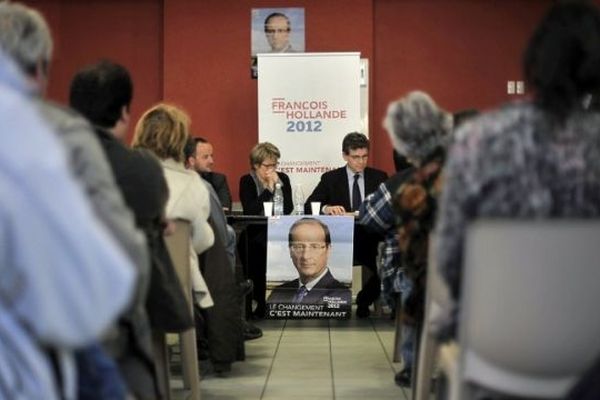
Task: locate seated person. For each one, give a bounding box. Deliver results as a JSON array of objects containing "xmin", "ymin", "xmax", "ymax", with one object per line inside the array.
[
  {"xmin": 435, "ymin": 1, "xmax": 600, "ymax": 341},
  {"xmin": 132, "ymin": 103, "xmax": 215, "ymax": 309},
  {"xmin": 239, "ymin": 142, "xmax": 293, "ymax": 317},
  {"xmin": 305, "ymin": 132, "xmax": 387, "ymax": 317},
  {"xmin": 268, "ymin": 218, "xmax": 348, "ymax": 304},
  {"xmin": 188, "ymin": 136, "xmax": 232, "ymax": 211},
  {"xmin": 361, "ymin": 91, "xmax": 452, "ymax": 387}
]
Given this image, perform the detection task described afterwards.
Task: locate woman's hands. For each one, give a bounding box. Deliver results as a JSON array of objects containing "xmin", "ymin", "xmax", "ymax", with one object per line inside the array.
[{"xmin": 260, "ymin": 170, "xmax": 280, "ymax": 192}]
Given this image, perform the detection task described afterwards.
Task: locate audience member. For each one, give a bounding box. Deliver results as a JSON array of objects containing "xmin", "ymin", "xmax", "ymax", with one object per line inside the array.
[
  {"xmin": 183, "ymin": 138, "xmax": 246, "ymax": 376},
  {"xmin": 133, "ymin": 104, "xmax": 215, "ymax": 309},
  {"xmin": 0, "ymin": 50, "xmax": 135, "ymax": 400},
  {"xmin": 434, "ymin": 0, "xmax": 600, "ymax": 339},
  {"xmin": 188, "ymin": 137, "xmax": 233, "ymax": 211},
  {"xmin": 239, "ymin": 142, "xmax": 293, "ymax": 317},
  {"xmin": 70, "ymin": 59, "xmax": 172, "ymax": 398},
  {"xmin": 305, "ymin": 132, "xmax": 388, "ymax": 317},
  {"xmin": 0, "ymin": 3, "xmax": 152, "ymax": 397},
  {"xmin": 361, "ymin": 91, "xmax": 452, "ymax": 387},
  {"xmin": 184, "ymin": 139, "xmax": 262, "ymax": 340}
]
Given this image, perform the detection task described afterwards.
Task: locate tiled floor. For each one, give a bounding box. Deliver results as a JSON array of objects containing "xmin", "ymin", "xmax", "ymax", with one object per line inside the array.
[{"xmin": 198, "ymin": 315, "xmax": 411, "ymax": 400}]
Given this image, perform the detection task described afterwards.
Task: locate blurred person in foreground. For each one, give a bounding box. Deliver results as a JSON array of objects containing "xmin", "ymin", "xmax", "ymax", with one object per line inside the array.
[
  {"xmin": 360, "ymin": 91, "xmax": 452, "ymax": 387},
  {"xmin": 434, "ymin": 0, "xmax": 600, "ymax": 340},
  {"xmin": 70, "ymin": 59, "xmax": 174, "ymax": 398},
  {"xmin": 0, "ymin": 2, "xmax": 153, "ymax": 397},
  {"xmin": 0, "ymin": 51, "xmax": 134, "ymax": 400}
]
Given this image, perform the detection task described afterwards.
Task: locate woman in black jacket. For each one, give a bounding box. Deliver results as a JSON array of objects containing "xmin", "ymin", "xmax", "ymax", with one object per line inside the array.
[{"xmin": 239, "ymin": 142, "xmax": 293, "ymax": 317}]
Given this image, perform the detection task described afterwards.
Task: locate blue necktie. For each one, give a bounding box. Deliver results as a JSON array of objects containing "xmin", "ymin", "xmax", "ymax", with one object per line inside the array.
[
  {"xmin": 352, "ymin": 173, "xmax": 362, "ymax": 211},
  {"xmin": 293, "ymin": 286, "xmax": 308, "ymax": 303}
]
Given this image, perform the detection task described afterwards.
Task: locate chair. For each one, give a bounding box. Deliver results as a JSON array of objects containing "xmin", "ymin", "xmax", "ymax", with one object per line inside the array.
[
  {"xmin": 153, "ymin": 220, "xmax": 201, "ymax": 400},
  {"xmin": 437, "ymin": 220, "xmax": 600, "ymax": 399},
  {"xmin": 413, "ymin": 234, "xmax": 451, "ymax": 399}
]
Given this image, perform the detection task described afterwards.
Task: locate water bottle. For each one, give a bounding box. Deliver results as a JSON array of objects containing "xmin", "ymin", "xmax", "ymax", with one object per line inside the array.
[
  {"xmin": 273, "ymin": 182, "xmax": 284, "ymax": 216},
  {"xmin": 293, "ymin": 183, "xmax": 305, "ymax": 215}
]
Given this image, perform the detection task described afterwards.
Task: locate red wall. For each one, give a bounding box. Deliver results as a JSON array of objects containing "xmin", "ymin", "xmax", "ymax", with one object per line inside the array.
[
  {"xmin": 25, "ymin": 0, "xmax": 163, "ymax": 143},
  {"xmin": 24, "ymin": 0, "xmax": 552, "ymax": 200},
  {"xmin": 373, "ymin": 0, "xmax": 550, "ymax": 173},
  {"xmin": 163, "ymin": 0, "xmax": 373, "ymax": 196}
]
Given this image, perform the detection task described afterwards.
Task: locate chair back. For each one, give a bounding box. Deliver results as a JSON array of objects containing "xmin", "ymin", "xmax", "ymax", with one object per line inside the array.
[
  {"xmin": 459, "ymin": 220, "xmax": 600, "ymax": 398},
  {"xmin": 164, "ymin": 220, "xmax": 193, "ymax": 312},
  {"xmin": 160, "ymin": 220, "xmax": 201, "ymax": 399}
]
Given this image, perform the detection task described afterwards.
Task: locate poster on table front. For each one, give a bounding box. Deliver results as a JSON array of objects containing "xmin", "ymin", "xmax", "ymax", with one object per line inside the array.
[
  {"xmin": 257, "ymin": 52, "xmax": 361, "ymax": 201},
  {"xmin": 265, "ymin": 215, "xmax": 354, "ymax": 319}
]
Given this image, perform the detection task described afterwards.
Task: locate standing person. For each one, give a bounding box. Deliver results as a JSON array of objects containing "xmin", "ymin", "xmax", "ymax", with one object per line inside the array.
[
  {"xmin": 0, "ymin": 51, "xmax": 135, "ymax": 400},
  {"xmin": 360, "ymin": 91, "xmax": 452, "ymax": 387},
  {"xmin": 435, "ymin": 1, "xmax": 600, "ymax": 339},
  {"xmin": 189, "ymin": 137, "xmax": 233, "ymax": 211},
  {"xmin": 305, "ymin": 132, "xmax": 388, "ymax": 317},
  {"xmin": 264, "ymin": 12, "xmax": 294, "ymax": 53},
  {"xmin": 239, "ymin": 142, "xmax": 293, "ymax": 317},
  {"xmin": 69, "ymin": 60, "xmax": 173, "ymax": 398},
  {"xmin": 133, "ymin": 104, "xmax": 215, "ymax": 309},
  {"xmin": 267, "ymin": 218, "xmax": 348, "ymax": 304}
]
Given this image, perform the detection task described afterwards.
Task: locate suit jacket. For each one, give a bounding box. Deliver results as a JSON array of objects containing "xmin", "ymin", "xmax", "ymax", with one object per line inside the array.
[
  {"xmin": 304, "ymin": 166, "xmax": 388, "ymax": 214},
  {"xmin": 267, "ymin": 270, "xmax": 348, "ymax": 304},
  {"xmin": 201, "ymin": 171, "xmax": 232, "ymax": 211}
]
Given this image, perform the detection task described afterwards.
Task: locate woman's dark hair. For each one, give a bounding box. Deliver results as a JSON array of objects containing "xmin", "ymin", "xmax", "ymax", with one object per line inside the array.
[{"xmin": 524, "ymin": 1, "xmax": 600, "ymax": 119}]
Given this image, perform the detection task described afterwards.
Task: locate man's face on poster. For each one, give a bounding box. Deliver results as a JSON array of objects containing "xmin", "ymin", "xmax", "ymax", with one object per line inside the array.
[
  {"xmin": 289, "ymin": 222, "xmax": 331, "ymax": 283},
  {"xmin": 265, "ymin": 15, "xmax": 291, "ymax": 52}
]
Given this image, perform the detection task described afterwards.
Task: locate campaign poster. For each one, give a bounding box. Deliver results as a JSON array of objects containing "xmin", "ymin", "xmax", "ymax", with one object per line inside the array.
[
  {"xmin": 251, "ymin": 7, "xmax": 305, "ymax": 78},
  {"xmin": 258, "ymin": 52, "xmax": 361, "ymax": 201},
  {"xmin": 265, "ymin": 216, "xmax": 354, "ymax": 319}
]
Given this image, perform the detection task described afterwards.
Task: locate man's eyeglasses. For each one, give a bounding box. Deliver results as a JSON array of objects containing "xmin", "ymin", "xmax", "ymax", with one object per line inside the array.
[
  {"xmin": 265, "ymin": 28, "xmax": 290, "ymax": 34},
  {"xmin": 348, "ymin": 155, "xmax": 369, "ymax": 161},
  {"xmin": 261, "ymin": 162, "xmax": 279, "ymax": 169},
  {"xmin": 289, "ymin": 242, "xmax": 328, "ymax": 253}
]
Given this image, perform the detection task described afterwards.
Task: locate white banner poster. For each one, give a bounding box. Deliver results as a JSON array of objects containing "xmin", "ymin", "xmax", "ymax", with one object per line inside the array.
[{"xmin": 258, "ymin": 52, "xmax": 361, "ymax": 204}]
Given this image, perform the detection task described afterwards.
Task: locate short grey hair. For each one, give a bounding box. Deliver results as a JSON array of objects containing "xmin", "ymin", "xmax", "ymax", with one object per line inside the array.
[
  {"xmin": 383, "ymin": 91, "xmax": 452, "ymax": 163},
  {"xmin": 0, "ymin": 2, "xmax": 53, "ymax": 76}
]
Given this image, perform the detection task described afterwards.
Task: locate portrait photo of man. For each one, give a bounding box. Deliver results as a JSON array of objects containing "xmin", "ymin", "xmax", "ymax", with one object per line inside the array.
[
  {"xmin": 267, "ymin": 217, "xmax": 350, "ymax": 305},
  {"xmin": 250, "ymin": 7, "xmax": 305, "ymax": 78}
]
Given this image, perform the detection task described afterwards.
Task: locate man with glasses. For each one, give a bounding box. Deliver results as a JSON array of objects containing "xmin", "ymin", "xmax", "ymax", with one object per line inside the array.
[
  {"xmin": 305, "ymin": 132, "xmax": 387, "ymax": 317},
  {"xmin": 264, "ymin": 12, "xmax": 294, "ymax": 53},
  {"xmin": 267, "ymin": 218, "xmax": 347, "ymax": 304}
]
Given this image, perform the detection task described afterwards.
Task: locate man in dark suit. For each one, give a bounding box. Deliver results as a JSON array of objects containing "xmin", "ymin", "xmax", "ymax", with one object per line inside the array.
[
  {"xmin": 305, "ymin": 132, "xmax": 388, "ymax": 317},
  {"xmin": 189, "ymin": 137, "xmax": 232, "ymax": 211},
  {"xmin": 267, "ymin": 218, "xmax": 348, "ymax": 304}
]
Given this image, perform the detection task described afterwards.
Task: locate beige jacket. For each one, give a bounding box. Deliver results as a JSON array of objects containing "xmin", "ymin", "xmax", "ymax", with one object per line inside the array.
[{"xmin": 162, "ymin": 158, "xmax": 214, "ymax": 308}]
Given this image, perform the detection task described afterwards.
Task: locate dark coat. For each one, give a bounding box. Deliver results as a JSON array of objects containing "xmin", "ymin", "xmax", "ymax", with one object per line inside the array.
[
  {"xmin": 239, "ymin": 172, "xmax": 294, "ymax": 216},
  {"xmin": 304, "ymin": 166, "xmax": 388, "ymax": 214},
  {"xmin": 201, "ymin": 171, "xmax": 232, "ymax": 211},
  {"xmin": 95, "ymin": 127, "xmax": 167, "ymax": 399},
  {"xmin": 198, "ymin": 180, "xmax": 244, "ymax": 364},
  {"xmin": 305, "ymin": 166, "xmax": 387, "ymax": 270},
  {"xmin": 267, "ymin": 270, "xmax": 348, "ymax": 304}
]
